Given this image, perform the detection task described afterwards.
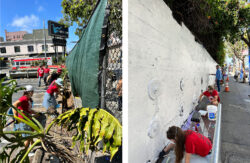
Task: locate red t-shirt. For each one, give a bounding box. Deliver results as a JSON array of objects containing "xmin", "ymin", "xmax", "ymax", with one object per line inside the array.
[
  {"xmin": 44, "ymin": 68, "xmax": 50, "ymax": 74},
  {"xmin": 17, "ymin": 96, "xmax": 32, "ymax": 119},
  {"xmin": 203, "ymin": 90, "xmax": 220, "ymax": 102},
  {"xmin": 47, "ymin": 81, "xmax": 59, "ymax": 95},
  {"xmin": 57, "ymin": 68, "xmax": 62, "ymax": 73},
  {"xmin": 185, "ymin": 130, "xmax": 212, "ymax": 157},
  {"xmin": 38, "ymin": 68, "xmax": 44, "ymax": 77}
]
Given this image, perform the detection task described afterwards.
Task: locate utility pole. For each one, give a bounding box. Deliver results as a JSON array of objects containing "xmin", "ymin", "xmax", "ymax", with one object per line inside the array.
[{"xmin": 43, "ymin": 20, "xmax": 47, "ymax": 58}]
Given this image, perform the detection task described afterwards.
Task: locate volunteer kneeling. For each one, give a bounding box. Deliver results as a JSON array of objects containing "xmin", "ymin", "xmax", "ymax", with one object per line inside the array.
[
  {"xmin": 159, "ymin": 126, "xmax": 212, "ymax": 163},
  {"xmin": 42, "ymin": 78, "xmax": 63, "ymax": 111},
  {"xmin": 12, "ymin": 85, "xmax": 38, "ymax": 148}
]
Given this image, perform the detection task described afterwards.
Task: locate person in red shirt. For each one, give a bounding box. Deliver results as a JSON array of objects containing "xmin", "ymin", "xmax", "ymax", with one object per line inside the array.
[
  {"xmin": 12, "ymin": 85, "xmax": 39, "ymax": 148},
  {"xmin": 43, "ymin": 65, "xmax": 50, "ymax": 86},
  {"xmin": 199, "ymin": 85, "xmax": 220, "ymax": 105},
  {"xmin": 158, "ymin": 126, "xmax": 212, "ymax": 163},
  {"xmin": 57, "ymin": 65, "xmax": 62, "ymax": 74},
  {"xmin": 42, "ymin": 78, "xmax": 63, "ymax": 114},
  {"xmin": 37, "ymin": 65, "xmax": 44, "ymax": 87}
]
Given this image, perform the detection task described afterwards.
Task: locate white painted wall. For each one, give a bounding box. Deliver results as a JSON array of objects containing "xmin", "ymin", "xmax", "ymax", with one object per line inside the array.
[
  {"xmin": 0, "ymin": 41, "xmax": 63, "ymax": 57},
  {"xmin": 128, "ymin": 0, "xmax": 217, "ymax": 162}
]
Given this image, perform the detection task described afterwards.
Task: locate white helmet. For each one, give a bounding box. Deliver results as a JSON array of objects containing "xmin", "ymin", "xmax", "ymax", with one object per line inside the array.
[{"xmin": 25, "ymin": 85, "xmax": 34, "ymax": 92}]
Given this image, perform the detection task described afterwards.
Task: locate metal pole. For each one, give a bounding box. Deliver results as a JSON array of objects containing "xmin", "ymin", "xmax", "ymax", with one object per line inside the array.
[
  {"xmin": 100, "ymin": 54, "xmax": 107, "ymax": 109},
  {"xmin": 43, "ymin": 20, "xmax": 47, "ymax": 58},
  {"xmin": 54, "ymin": 45, "xmax": 56, "ymax": 65},
  {"xmin": 56, "ymin": 46, "xmax": 58, "ymax": 63},
  {"xmin": 64, "ymin": 46, "xmax": 66, "ymax": 58}
]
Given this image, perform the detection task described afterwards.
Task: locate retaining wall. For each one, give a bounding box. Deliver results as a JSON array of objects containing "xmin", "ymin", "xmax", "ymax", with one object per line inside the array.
[{"xmin": 128, "ymin": 0, "xmax": 217, "ymax": 162}]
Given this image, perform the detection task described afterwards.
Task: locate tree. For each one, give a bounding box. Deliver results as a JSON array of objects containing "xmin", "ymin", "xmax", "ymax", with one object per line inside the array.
[
  {"xmin": 163, "ymin": 0, "xmax": 249, "ymax": 64},
  {"xmin": 226, "ymin": 40, "xmax": 248, "ymax": 82},
  {"xmin": 206, "ymin": 0, "xmax": 249, "ymax": 45},
  {"xmin": 60, "ymin": 0, "xmax": 122, "ymax": 38}
]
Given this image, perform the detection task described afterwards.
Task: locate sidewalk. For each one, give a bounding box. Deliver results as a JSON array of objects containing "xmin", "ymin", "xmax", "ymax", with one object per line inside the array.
[{"xmin": 220, "ymin": 77, "xmax": 250, "ymax": 163}]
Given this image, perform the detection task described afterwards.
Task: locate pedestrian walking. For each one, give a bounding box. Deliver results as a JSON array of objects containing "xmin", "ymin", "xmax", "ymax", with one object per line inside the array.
[
  {"xmin": 240, "ymin": 68, "xmax": 243, "ymax": 82},
  {"xmin": 42, "ymin": 78, "xmax": 63, "ymax": 112},
  {"xmin": 199, "ymin": 85, "xmax": 220, "ymax": 106},
  {"xmin": 222, "ymin": 65, "xmax": 225, "ymax": 83},
  {"xmin": 157, "ymin": 126, "xmax": 212, "ymax": 163},
  {"xmin": 234, "ymin": 69, "xmax": 239, "ymax": 82},
  {"xmin": 37, "ymin": 65, "xmax": 44, "ymax": 87},
  {"xmin": 43, "ymin": 65, "xmax": 50, "ymax": 86},
  {"xmin": 12, "ymin": 85, "xmax": 39, "ymax": 148}
]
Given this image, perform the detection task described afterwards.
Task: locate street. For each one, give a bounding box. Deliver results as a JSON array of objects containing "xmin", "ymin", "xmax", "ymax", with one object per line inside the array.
[{"xmin": 220, "ymin": 77, "xmax": 250, "ymax": 163}]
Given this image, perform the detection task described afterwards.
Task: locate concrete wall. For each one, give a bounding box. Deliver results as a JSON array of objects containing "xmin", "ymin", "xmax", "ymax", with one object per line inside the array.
[{"xmin": 128, "ymin": 0, "xmax": 217, "ymax": 162}]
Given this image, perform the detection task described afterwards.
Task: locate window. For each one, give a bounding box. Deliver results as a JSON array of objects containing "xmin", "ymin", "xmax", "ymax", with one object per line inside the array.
[
  {"xmin": 42, "ymin": 45, "xmax": 48, "ymax": 51},
  {"xmin": 14, "ymin": 46, "xmax": 21, "ymax": 53},
  {"xmin": 0, "ymin": 47, "xmax": 6, "ymax": 53},
  {"xmin": 16, "ymin": 62, "xmax": 19, "ymax": 66},
  {"xmin": 26, "ymin": 61, "xmax": 31, "ymax": 65},
  {"xmin": 20, "ymin": 62, "xmax": 25, "ymax": 65},
  {"xmin": 13, "ymin": 36, "xmax": 15, "ymax": 39},
  {"xmin": 27, "ymin": 45, "xmax": 34, "ymax": 52}
]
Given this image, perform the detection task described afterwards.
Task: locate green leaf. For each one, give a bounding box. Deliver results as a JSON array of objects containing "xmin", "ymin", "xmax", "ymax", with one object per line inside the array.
[
  {"xmin": 13, "ymin": 116, "xmax": 40, "ymax": 133},
  {"xmin": 103, "ymin": 140, "xmax": 110, "ymax": 153},
  {"xmin": 110, "ymin": 145, "xmax": 119, "ymax": 161},
  {"xmin": 20, "ymin": 139, "xmax": 41, "ymax": 163}
]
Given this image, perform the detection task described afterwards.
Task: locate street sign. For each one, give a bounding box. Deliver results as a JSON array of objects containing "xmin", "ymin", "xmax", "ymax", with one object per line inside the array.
[
  {"xmin": 48, "ymin": 20, "xmax": 68, "ymax": 38},
  {"xmin": 52, "ymin": 38, "xmax": 67, "ymax": 46}
]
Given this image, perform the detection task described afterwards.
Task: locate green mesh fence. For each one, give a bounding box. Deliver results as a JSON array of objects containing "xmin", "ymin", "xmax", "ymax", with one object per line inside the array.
[{"xmin": 66, "ymin": 0, "xmax": 108, "ymax": 108}]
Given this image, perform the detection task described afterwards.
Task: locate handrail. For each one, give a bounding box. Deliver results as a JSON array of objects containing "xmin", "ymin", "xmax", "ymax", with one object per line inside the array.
[{"xmin": 210, "ymin": 103, "xmax": 222, "ymax": 163}]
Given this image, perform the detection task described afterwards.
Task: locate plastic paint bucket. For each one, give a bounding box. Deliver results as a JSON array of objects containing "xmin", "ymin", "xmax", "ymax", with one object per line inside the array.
[{"xmin": 207, "ymin": 105, "xmax": 217, "ymax": 121}]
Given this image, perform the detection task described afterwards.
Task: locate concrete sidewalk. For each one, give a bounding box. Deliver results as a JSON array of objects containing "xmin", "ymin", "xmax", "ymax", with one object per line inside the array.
[{"xmin": 220, "ymin": 77, "xmax": 250, "ymax": 163}]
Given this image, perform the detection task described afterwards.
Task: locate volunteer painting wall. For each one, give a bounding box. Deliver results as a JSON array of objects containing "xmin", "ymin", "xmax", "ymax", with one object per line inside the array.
[{"xmin": 128, "ymin": 0, "xmax": 217, "ymax": 162}]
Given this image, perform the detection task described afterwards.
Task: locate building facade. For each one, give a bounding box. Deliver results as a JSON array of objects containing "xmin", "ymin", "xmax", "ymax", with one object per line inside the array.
[
  {"xmin": 0, "ymin": 29, "xmax": 64, "ymax": 59},
  {"xmin": 5, "ymin": 30, "xmax": 27, "ymax": 41}
]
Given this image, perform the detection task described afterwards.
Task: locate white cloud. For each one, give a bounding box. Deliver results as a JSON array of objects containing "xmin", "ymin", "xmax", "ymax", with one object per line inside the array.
[
  {"xmin": 38, "ymin": 6, "xmax": 44, "ymax": 12},
  {"xmin": 11, "ymin": 15, "xmax": 40, "ymax": 32}
]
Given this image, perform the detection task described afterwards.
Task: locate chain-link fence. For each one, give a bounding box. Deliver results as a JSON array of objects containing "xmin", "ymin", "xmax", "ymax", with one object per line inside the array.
[{"xmin": 100, "ymin": 0, "xmax": 122, "ymax": 123}]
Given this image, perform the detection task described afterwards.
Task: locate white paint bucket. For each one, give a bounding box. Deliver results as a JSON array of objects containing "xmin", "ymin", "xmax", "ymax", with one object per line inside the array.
[{"xmin": 207, "ymin": 105, "xmax": 217, "ymax": 121}]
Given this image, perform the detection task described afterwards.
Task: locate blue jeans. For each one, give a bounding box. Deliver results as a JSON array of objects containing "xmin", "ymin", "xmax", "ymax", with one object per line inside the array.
[
  {"xmin": 14, "ymin": 122, "xmax": 31, "ymax": 137},
  {"xmin": 38, "ymin": 76, "xmax": 42, "ymax": 87},
  {"xmin": 216, "ymin": 80, "xmax": 220, "ymax": 92},
  {"xmin": 42, "ymin": 92, "xmax": 57, "ymax": 110}
]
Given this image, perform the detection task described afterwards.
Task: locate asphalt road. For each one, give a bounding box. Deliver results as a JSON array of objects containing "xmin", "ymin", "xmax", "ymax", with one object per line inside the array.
[{"xmin": 220, "ymin": 77, "xmax": 250, "ymax": 163}]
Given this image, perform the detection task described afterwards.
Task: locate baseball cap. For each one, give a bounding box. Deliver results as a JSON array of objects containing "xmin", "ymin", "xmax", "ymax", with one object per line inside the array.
[{"xmin": 25, "ymin": 85, "xmax": 34, "ymax": 92}]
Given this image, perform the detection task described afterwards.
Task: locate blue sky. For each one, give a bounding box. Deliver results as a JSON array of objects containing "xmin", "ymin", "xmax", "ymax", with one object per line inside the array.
[{"xmin": 0, "ymin": 0, "xmax": 79, "ymax": 52}]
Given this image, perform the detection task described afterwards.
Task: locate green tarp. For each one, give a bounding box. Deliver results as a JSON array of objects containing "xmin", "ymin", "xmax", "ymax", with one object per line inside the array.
[{"xmin": 66, "ymin": 0, "xmax": 107, "ymax": 108}]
